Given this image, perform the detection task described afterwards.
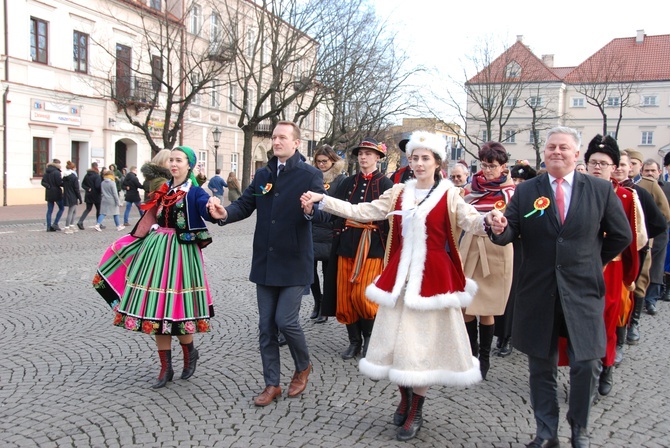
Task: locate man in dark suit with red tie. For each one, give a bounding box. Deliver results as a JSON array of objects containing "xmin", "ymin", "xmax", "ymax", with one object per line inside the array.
[{"xmin": 487, "ymin": 126, "xmax": 632, "ymax": 448}]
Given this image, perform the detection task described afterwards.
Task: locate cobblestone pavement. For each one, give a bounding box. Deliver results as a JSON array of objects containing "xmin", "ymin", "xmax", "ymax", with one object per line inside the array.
[{"xmin": 1, "ymin": 213, "xmax": 669, "ymax": 447}]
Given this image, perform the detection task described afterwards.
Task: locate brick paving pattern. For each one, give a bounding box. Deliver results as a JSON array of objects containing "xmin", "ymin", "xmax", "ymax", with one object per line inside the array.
[{"xmin": 0, "ymin": 205, "xmax": 668, "ymax": 447}]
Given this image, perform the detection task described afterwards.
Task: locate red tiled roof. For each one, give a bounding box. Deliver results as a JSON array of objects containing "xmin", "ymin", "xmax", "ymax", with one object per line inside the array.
[
  {"xmin": 564, "ymin": 34, "xmax": 670, "ymax": 83},
  {"xmin": 551, "ymin": 67, "xmax": 576, "ymax": 79},
  {"xmin": 467, "ymin": 41, "xmax": 563, "ymax": 84}
]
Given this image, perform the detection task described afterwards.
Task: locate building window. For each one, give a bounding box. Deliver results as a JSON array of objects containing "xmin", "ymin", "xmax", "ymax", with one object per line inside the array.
[
  {"xmin": 190, "ymin": 73, "xmax": 200, "ymax": 105},
  {"xmin": 571, "ymin": 97, "xmax": 585, "ymax": 108},
  {"xmin": 529, "ymin": 130, "xmax": 537, "ymax": 144},
  {"xmin": 642, "ymin": 95, "xmax": 658, "ymax": 106},
  {"xmin": 228, "ymin": 84, "xmax": 236, "ymax": 112},
  {"xmin": 198, "ymin": 151, "xmax": 207, "ymax": 174},
  {"xmin": 151, "ymin": 55, "xmax": 163, "ymax": 92},
  {"xmin": 641, "ymin": 131, "xmax": 654, "ymax": 145},
  {"xmin": 231, "ymin": 153, "xmax": 238, "ymax": 174},
  {"xmin": 30, "ymin": 17, "xmax": 48, "ymax": 64},
  {"xmin": 606, "ymin": 130, "xmax": 617, "ymax": 139},
  {"xmin": 505, "ymin": 130, "xmax": 516, "ymax": 143},
  {"xmin": 150, "ymin": 0, "xmax": 161, "ymax": 11},
  {"xmin": 245, "ymin": 88, "xmax": 255, "ymax": 116},
  {"xmin": 246, "ymin": 28, "xmax": 256, "ymax": 57},
  {"xmin": 505, "ymin": 61, "xmax": 521, "ymax": 78},
  {"xmin": 505, "ymin": 97, "xmax": 517, "ymax": 107},
  {"xmin": 606, "ymin": 96, "xmax": 621, "ymax": 107},
  {"xmin": 210, "ymin": 13, "xmax": 221, "ymax": 43},
  {"xmin": 190, "ymin": 4, "xmax": 201, "ymax": 35},
  {"xmin": 482, "ymin": 98, "xmax": 492, "ymax": 108},
  {"xmin": 528, "ymin": 96, "xmax": 542, "ymax": 107},
  {"xmin": 73, "ymin": 31, "xmax": 88, "ymax": 73},
  {"xmin": 210, "ymin": 81, "xmax": 219, "ymax": 108},
  {"xmin": 33, "ymin": 137, "xmax": 50, "ymax": 177},
  {"xmin": 481, "ymin": 130, "xmax": 489, "ymax": 142}
]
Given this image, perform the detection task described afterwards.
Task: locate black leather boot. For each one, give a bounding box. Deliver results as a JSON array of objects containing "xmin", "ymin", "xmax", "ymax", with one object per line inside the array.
[
  {"xmin": 479, "ymin": 323, "xmax": 495, "ymax": 380},
  {"xmin": 396, "ymin": 393, "xmax": 425, "ymax": 441},
  {"xmin": 614, "ymin": 326, "xmax": 626, "ymax": 366},
  {"xmin": 152, "ymin": 350, "xmax": 174, "ymax": 389},
  {"xmin": 180, "ymin": 342, "xmax": 200, "ymax": 380},
  {"xmin": 465, "ymin": 319, "xmax": 478, "ymax": 357},
  {"xmin": 393, "ymin": 386, "xmax": 413, "ymax": 426},
  {"xmin": 626, "ymin": 295, "xmax": 644, "ymax": 345},
  {"xmin": 663, "ymin": 274, "xmax": 670, "ymax": 302},
  {"xmin": 341, "ymin": 322, "xmax": 362, "ymax": 359},
  {"xmin": 598, "ymin": 365, "xmax": 613, "ymax": 396},
  {"xmin": 498, "ymin": 337, "xmax": 513, "ymax": 357},
  {"xmin": 359, "ymin": 318, "xmax": 375, "ymax": 357}
]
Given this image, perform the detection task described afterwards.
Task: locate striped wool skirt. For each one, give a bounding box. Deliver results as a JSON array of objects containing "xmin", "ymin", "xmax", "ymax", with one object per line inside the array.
[{"xmin": 95, "ymin": 227, "xmax": 214, "ymax": 335}]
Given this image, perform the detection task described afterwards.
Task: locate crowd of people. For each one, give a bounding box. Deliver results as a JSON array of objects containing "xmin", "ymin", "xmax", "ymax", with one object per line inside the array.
[{"xmin": 77, "ymin": 122, "xmax": 670, "ymax": 446}]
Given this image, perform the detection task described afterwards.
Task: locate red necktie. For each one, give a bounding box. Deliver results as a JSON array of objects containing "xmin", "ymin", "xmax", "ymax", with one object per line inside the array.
[{"xmin": 555, "ymin": 178, "xmax": 565, "ymax": 224}]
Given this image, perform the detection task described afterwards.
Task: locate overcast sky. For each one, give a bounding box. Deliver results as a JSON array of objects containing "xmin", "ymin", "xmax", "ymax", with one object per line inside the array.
[{"xmin": 372, "ymin": 0, "xmax": 668, "ymax": 121}]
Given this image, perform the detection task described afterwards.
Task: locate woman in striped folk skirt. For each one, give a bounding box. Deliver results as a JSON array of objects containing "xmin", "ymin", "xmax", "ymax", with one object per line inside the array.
[{"xmin": 94, "ymin": 146, "xmax": 226, "ymax": 388}]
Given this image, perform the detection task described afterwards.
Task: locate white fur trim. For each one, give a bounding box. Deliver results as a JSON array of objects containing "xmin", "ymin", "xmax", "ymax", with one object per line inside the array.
[
  {"xmin": 387, "ymin": 358, "xmax": 482, "ymax": 388},
  {"xmin": 365, "ymin": 280, "xmax": 397, "ymax": 307},
  {"xmin": 359, "ymin": 357, "xmax": 391, "ymax": 380},
  {"xmin": 405, "ymin": 131, "xmax": 447, "ymax": 161},
  {"xmin": 403, "ymin": 278, "xmax": 478, "ymax": 311}
]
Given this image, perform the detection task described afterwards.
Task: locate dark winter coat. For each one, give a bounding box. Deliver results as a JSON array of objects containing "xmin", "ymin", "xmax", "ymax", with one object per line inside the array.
[
  {"xmin": 312, "ymin": 159, "xmax": 346, "ymax": 260},
  {"xmin": 141, "ymin": 162, "xmax": 170, "ymax": 197},
  {"xmin": 42, "ymin": 163, "xmax": 63, "ymax": 201},
  {"xmin": 81, "ymin": 169, "xmax": 102, "ymax": 204},
  {"xmin": 222, "ymin": 151, "xmax": 328, "ymax": 287},
  {"xmin": 122, "ymin": 171, "xmax": 144, "ymax": 203},
  {"xmin": 62, "ymin": 170, "xmax": 82, "ymax": 207}
]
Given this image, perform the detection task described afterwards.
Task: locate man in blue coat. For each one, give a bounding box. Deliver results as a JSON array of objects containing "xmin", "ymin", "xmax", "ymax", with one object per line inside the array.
[
  {"xmin": 212, "ymin": 121, "xmax": 327, "ymax": 406},
  {"xmin": 208, "ymin": 169, "xmax": 227, "ymax": 202}
]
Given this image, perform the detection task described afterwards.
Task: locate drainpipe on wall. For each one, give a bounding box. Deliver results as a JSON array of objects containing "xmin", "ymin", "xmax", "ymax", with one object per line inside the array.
[{"xmin": 3, "ymin": 0, "xmax": 9, "ymax": 206}]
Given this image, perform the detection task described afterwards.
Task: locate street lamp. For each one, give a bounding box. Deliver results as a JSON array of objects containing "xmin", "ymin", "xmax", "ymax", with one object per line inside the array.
[{"xmin": 212, "ymin": 127, "xmax": 221, "ymax": 171}]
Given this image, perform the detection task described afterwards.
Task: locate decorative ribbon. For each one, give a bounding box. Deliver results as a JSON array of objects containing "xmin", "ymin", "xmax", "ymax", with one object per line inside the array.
[
  {"xmin": 140, "ymin": 183, "xmax": 169, "ymax": 211},
  {"xmin": 524, "ymin": 196, "xmax": 550, "ymax": 218},
  {"xmin": 345, "ymin": 219, "xmax": 379, "ymax": 283}
]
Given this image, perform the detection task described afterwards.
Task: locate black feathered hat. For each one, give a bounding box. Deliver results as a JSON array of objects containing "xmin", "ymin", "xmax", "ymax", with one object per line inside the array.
[
  {"xmin": 663, "ymin": 152, "xmax": 670, "ymax": 167},
  {"xmin": 584, "ymin": 134, "xmax": 620, "ymax": 167},
  {"xmin": 510, "ymin": 162, "xmax": 537, "ymax": 180}
]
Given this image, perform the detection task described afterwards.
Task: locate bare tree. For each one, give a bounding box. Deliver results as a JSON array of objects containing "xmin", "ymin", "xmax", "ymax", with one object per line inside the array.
[
  {"xmin": 566, "ymin": 47, "xmax": 640, "ymax": 138},
  {"xmin": 524, "ymin": 85, "xmax": 561, "ymax": 169},
  {"xmin": 86, "ymin": 1, "xmax": 235, "ymax": 155}
]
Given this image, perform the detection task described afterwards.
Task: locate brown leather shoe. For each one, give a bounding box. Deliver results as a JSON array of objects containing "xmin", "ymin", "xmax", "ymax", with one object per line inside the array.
[
  {"xmin": 253, "ymin": 385, "xmax": 282, "ymax": 406},
  {"xmin": 287, "ymin": 362, "xmax": 313, "ymax": 397}
]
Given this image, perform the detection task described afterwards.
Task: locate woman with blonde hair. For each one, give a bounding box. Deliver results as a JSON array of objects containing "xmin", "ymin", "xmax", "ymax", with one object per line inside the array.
[
  {"xmin": 227, "ymin": 171, "xmax": 242, "ymax": 202},
  {"xmin": 141, "ymin": 149, "xmax": 171, "ymax": 199}
]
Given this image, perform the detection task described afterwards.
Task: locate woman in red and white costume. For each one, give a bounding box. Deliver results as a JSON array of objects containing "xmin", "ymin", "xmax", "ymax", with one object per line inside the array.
[{"xmin": 301, "ymin": 131, "xmax": 498, "ymax": 441}]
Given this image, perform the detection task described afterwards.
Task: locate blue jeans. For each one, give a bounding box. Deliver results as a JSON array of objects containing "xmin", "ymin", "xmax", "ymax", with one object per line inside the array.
[
  {"xmin": 644, "ymin": 283, "xmax": 662, "ymax": 306},
  {"xmin": 46, "ymin": 199, "xmax": 64, "ymax": 229},
  {"xmin": 123, "ymin": 201, "xmax": 142, "ymax": 223},
  {"xmin": 97, "ymin": 214, "xmax": 120, "ymax": 227}
]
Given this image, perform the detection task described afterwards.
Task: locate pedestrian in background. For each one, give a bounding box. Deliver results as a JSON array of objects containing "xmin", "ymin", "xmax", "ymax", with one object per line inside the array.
[
  {"xmin": 309, "ymin": 145, "xmax": 345, "ymax": 323},
  {"xmin": 77, "ymin": 162, "xmax": 102, "ymax": 230},
  {"xmin": 42, "ymin": 158, "xmax": 65, "ymax": 232},
  {"xmin": 122, "ymin": 166, "xmax": 144, "ymax": 226},
  {"xmin": 110, "ymin": 164, "xmax": 123, "ymax": 195},
  {"xmin": 141, "ymin": 149, "xmax": 171, "ymax": 199},
  {"xmin": 62, "ymin": 161, "xmax": 82, "ymax": 234},
  {"xmin": 226, "ymin": 172, "xmax": 242, "ymax": 202},
  {"xmin": 208, "ymin": 169, "xmax": 228, "ymax": 202},
  {"xmin": 95, "ymin": 146, "xmax": 224, "ymax": 389},
  {"xmin": 449, "ymin": 161, "xmax": 470, "ymax": 188},
  {"xmin": 94, "ymin": 171, "xmax": 123, "ymax": 231}
]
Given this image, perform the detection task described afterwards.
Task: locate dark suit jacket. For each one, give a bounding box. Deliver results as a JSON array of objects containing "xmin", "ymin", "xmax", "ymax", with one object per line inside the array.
[
  {"xmin": 490, "ymin": 172, "xmax": 632, "ymax": 361},
  {"xmin": 222, "ymin": 151, "xmax": 327, "ymax": 287}
]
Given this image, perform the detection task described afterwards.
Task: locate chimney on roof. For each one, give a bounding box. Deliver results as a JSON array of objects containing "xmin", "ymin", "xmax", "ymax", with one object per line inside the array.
[
  {"xmin": 542, "ymin": 54, "xmax": 554, "ymax": 68},
  {"xmin": 516, "ymin": 35, "xmax": 524, "ymax": 43},
  {"xmin": 636, "ymin": 29, "xmax": 645, "ymax": 44}
]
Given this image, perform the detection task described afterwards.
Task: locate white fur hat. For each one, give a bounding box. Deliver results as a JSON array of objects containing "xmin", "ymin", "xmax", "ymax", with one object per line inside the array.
[{"xmin": 405, "ymin": 131, "xmax": 447, "ymax": 161}]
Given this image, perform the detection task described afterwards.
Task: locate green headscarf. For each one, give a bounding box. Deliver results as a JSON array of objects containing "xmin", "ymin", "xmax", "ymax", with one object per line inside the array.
[{"xmin": 172, "ymin": 146, "xmax": 200, "ymax": 186}]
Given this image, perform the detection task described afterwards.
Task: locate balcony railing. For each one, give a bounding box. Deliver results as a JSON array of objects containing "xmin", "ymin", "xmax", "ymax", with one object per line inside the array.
[{"xmin": 112, "ymin": 76, "xmax": 158, "ymax": 106}]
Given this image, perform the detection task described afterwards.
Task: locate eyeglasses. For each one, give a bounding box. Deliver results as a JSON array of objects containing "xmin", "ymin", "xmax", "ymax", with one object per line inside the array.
[
  {"xmin": 480, "ymin": 163, "xmax": 501, "ymax": 171},
  {"xmin": 587, "ymin": 161, "xmax": 615, "ymax": 168},
  {"xmin": 450, "ymin": 175, "xmax": 464, "ymax": 179},
  {"xmin": 315, "ymin": 159, "xmax": 331, "ymax": 165}
]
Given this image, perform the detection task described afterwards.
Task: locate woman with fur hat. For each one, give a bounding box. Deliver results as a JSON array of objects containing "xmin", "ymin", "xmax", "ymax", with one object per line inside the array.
[
  {"xmin": 309, "ymin": 145, "xmax": 346, "ymax": 323},
  {"xmin": 141, "ymin": 149, "xmax": 172, "ymax": 200},
  {"xmin": 459, "ymin": 142, "xmax": 515, "ymax": 380},
  {"xmin": 301, "ymin": 131, "xmax": 492, "ymax": 441},
  {"xmin": 93, "ymin": 146, "xmax": 226, "ymax": 388}
]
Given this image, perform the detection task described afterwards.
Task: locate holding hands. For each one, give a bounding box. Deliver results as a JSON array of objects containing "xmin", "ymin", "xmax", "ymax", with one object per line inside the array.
[
  {"xmin": 486, "ymin": 209, "xmax": 508, "ymax": 235},
  {"xmin": 207, "ymin": 196, "xmax": 227, "ymax": 220},
  {"xmin": 300, "ymin": 191, "xmax": 324, "ymax": 215}
]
